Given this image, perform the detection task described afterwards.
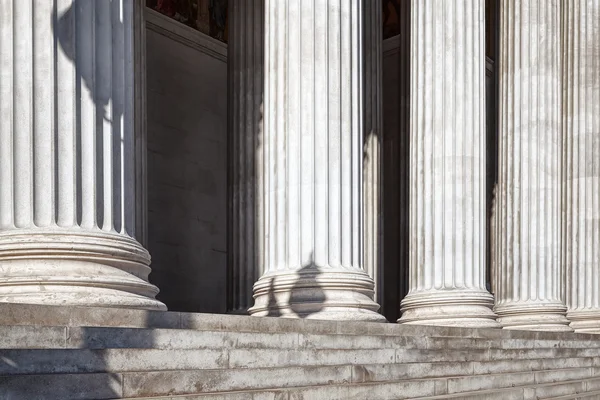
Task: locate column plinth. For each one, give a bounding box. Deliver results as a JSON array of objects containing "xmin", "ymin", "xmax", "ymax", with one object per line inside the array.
[
  {"xmin": 398, "ymin": 0, "xmax": 499, "ymax": 328},
  {"xmin": 563, "ymin": 0, "xmax": 600, "ymax": 334},
  {"xmin": 0, "ymin": 0, "xmax": 164, "ymax": 310},
  {"xmin": 251, "ymin": 269, "xmax": 381, "ymax": 320},
  {"xmin": 494, "ymin": 0, "xmax": 570, "ymax": 332},
  {"xmin": 248, "ymin": 0, "xmax": 385, "ymax": 322},
  {"xmin": 400, "ymin": 291, "xmax": 497, "ymax": 328}
]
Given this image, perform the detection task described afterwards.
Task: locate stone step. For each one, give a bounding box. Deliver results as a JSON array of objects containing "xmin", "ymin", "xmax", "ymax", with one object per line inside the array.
[
  {"xmin": 445, "ymin": 367, "xmax": 593, "ymax": 394},
  {"xmin": 475, "ymin": 357, "xmax": 595, "ymax": 375},
  {"xmin": 0, "ymin": 373, "xmax": 124, "ymax": 400},
  {"xmin": 3, "ymin": 342, "xmax": 600, "ymax": 376},
  {"xmin": 413, "ymin": 379, "xmax": 595, "ymax": 400},
  {"xmin": 3, "ymin": 325, "xmax": 598, "ymax": 352},
  {"xmin": 359, "ymin": 357, "xmax": 596, "ymax": 382},
  {"xmin": 125, "ymin": 377, "xmax": 600, "ymax": 400},
  {"xmin": 549, "ymin": 389, "xmax": 600, "ymax": 399},
  {"xmin": 1, "ymin": 363, "xmax": 597, "ymax": 399},
  {"xmin": 523, "ymin": 379, "xmax": 588, "ymax": 399},
  {"xmin": 2, "ymin": 303, "xmax": 597, "ymax": 343},
  {"xmin": 121, "ymin": 365, "xmax": 597, "ymax": 398}
]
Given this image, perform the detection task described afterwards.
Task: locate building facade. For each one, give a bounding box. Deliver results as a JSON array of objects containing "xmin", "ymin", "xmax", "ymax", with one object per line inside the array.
[
  {"xmin": 0, "ymin": 0, "xmax": 599, "ymax": 334},
  {"xmin": 4, "ymin": 1, "xmax": 600, "ymax": 399}
]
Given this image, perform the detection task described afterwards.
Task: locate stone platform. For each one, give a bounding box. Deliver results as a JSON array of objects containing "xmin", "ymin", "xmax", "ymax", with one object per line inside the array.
[{"xmin": 1, "ymin": 304, "xmax": 600, "ymax": 399}]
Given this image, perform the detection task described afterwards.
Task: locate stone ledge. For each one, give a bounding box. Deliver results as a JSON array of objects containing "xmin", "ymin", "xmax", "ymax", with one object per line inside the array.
[{"xmin": 0, "ymin": 303, "xmax": 598, "ymax": 342}]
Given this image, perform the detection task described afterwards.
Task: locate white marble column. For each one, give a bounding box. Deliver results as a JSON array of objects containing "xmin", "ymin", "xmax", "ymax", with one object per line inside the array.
[
  {"xmin": 564, "ymin": 0, "xmax": 600, "ymax": 333},
  {"xmin": 494, "ymin": 0, "xmax": 571, "ymax": 331},
  {"xmin": 227, "ymin": 0, "xmax": 265, "ymax": 314},
  {"xmin": 398, "ymin": 0, "xmax": 499, "ymax": 328},
  {"xmin": 0, "ymin": 0, "xmax": 165, "ymax": 310},
  {"xmin": 248, "ymin": 0, "xmax": 385, "ymax": 321}
]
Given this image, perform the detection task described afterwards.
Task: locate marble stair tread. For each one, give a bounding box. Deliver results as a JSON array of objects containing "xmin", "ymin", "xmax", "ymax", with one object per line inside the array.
[
  {"xmin": 548, "ymin": 389, "xmax": 600, "ymax": 399},
  {"xmin": 1, "ymin": 303, "xmax": 597, "ymax": 342},
  {"xmin": 1, "ymin": 325, "xmax": 599, "ymax": 351},
  {"xmin": 1, "ymin": 364, "xmax": 598, "ymax": 399},
  {"xmin": 118, "ymin": 366, "xmax": 598, "ymax": 397},
  {"xmin": 395, "ymin": 378, "xmax": 600, "ymax": 400},
  {"xmin": 122, "ymin": 377, "xmax": 600, "ymax": 400},
  {"xmin": 3, "ymin": 346, "xmax": 600, "ymax": 375}
]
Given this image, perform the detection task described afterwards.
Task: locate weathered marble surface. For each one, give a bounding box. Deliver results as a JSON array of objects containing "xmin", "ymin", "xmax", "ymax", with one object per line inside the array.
[
  {"xmin": 564, "ymin": 0, "xmax": 600, "ymax": 334},
  {"xmin": 0, "ymin": 0, "xmax": 164, "ymax": 310},
  {"xmin": 399, "ymin": 0, "xmax": 499, "ymax": 328},
  {"xmin": 248, "ymin": 0, "xmax": 384, "ymax": 321},
  {"xmin": 494, "ymin": 0, "xmax": 571, "ymax": 331}
]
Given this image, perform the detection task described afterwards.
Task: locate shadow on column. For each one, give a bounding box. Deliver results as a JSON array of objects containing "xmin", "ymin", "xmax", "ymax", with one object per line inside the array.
[
  {"xmin": 236, "ymin": 0, "xmax": 388, "ymax": 321},
  {"xmin": 52, "ymin": 1, "xmax": 141, "ymax": 398},
  {"xmin": 259, "ymin": 260, "xmax": 326, "ymax": 319}
]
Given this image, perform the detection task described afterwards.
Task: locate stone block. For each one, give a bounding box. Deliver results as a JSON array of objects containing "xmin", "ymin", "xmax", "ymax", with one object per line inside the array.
[
  {"xmin": 0, "ymin": 349, "xmax": 228, "ymax": 375},
  {"xmin": 447, "ymin": 372, "xmax": 535, "ymax": 394},
  {"xmin": 414, "ymin": 388, "xmax": 525, "ymax": 400},
  {"xmin": 298, "ymin": 333, "xmax": 425, "ymax": 350},
  {"xmin": 351, "ymin": 362, "xmax": 473, "ymax": 383},
  {"xmin": 0, "ymin": 373, "xmax": 122, "ymax": 400},
  {"xmin": 288, "ymin": 385, "xmax": 349, "ymax": 400},
  {"xmin": 122, "ymin": 366, "xmax": 352, "ymax": 397},
  {"xmin": 584, "ymin": 376, "xmax": 600, "ymax": 391},
  {"xmin": 396, "ymin": 348, "xmax": 490, "ymax": 363},
  {"xmin": 66, "ymin": 327, "xmax": 299, "ymax": 350},
  {"xmin": 472, "ymin": 359, "xmax": 543, "ymax": 375},
  {"xmin": 489, "ymin": 347, "xmax": 580, "ymax": 361},
  {"xmin": 0, "ymin": 326, "xmax": 66, "ymax": 349},
  {"xmin": 523, "ymin": 381, "xmax": 586, "ymax": 399},
  {"xmin": 345, "ymin": 380, "xmax": 437, "ymax": 399},
  {"xmin": 534, "ymin": 368, "xmax": 592, "ymax": 384},
  {"xmin": 228, "ymin": 348, "xmax": 396, "ymax": 369}
]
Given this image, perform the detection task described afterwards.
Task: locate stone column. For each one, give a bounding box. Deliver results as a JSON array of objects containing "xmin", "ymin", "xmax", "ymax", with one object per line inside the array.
[
  {"xmin": 398, "ymin": 0, "xmax": 499, "ymax": 328},
  {"xmin": 0, "ymin": 0, "xmax": 165, "ymax": 310},
  {"xmin": 248, "ymin": 0, "xmax": 385, "ymax": 321},
  {"xmin": 564, "ymin": 0, "xmax": 600, "ymax": 333},
  {"xmin": 227, "ymin": 0, "xmax": 265, "ymax": 314},
  {"xmin": 494, "ymin": 0, "xmax": 571, "ymax": 331}
]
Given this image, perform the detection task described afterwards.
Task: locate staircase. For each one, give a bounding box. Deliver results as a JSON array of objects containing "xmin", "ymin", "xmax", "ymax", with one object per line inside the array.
[{"xmin": 1, "ymin": 303, "xmax": 600, "ymax": 399}]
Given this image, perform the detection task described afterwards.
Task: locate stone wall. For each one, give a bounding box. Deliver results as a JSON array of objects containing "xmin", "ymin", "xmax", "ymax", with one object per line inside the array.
[{"xmin": 145, "ymin": 9, "xmax": 228, "ymax": 313}]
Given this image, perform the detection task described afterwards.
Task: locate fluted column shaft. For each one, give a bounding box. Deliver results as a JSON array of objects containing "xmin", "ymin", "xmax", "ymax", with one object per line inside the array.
[
  {"xmin": 494, "ymin": 0, "xmax": 570, "ymax": 331},
  {"xmin": 248, "ymin": 0, "xmax": 384, "ymax": 321},
  {"xmin": 0, "ymin": 0, "xmax": 164, "ymax": 310},
  {"xmin": 227, "ymin": 0, "xmax": 265, "ymax": 314},
  {"xmin": 564, "ymin": 0, "xmax": 600, "ymax": 333},
  {"xmin": 399, "ymin": 0, "xmax": 499, "ymax": 328}
]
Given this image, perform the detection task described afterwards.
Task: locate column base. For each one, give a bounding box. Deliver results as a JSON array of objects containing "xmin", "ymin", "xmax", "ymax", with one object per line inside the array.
[
  {"xmin": 398, "ymin": 290, "xmax": 500, "ymax": 328},
  {"xmin": 249, "ymin": 267, "xmax": 386, "ymax": 322},
  {"xmin": 0, "ymin": 229, "xmax": 166, "ymax": 311},
  {"xmin": 567, "ymin": 310, "xmax": 600, "ymax": 334},
  {"xmin": 495, "ymin": 303, "xmax": 572, "ymax": 332}
]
